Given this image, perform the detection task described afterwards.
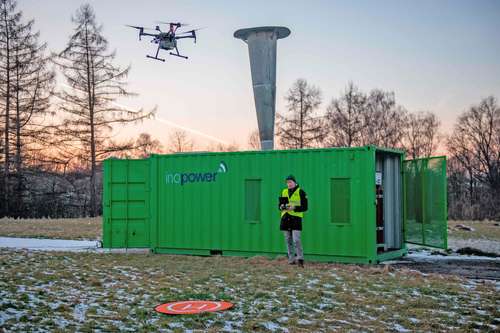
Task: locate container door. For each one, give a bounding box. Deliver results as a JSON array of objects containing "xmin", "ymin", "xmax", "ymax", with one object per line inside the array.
[
  {"xmin": 103, "ymin": 159, "xmax": 150, "ymax": 248},
  {"xmin": 403, "ymin": 156, "xmax": 447, "ymax": 249}
]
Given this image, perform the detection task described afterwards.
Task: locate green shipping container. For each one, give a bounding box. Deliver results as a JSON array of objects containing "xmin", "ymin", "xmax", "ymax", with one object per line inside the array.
[{"xmin": 102, "ymin": 146, "xmax": 447, "ymax": 264}]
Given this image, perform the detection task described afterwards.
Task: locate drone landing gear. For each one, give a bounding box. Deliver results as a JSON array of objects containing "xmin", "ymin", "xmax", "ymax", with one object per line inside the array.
[
  {"xmin": 170, "ymin": 53, "xmax": 188, "ymax": 59},
  {"xmin": 170, "ymin": 46, "xmax": 188, "ymax": 59},
  {"xmin": 146, "ymin": 55, "xmax": 165, "ymax": 62},
  {"xmin": 147, "ymin": 44, "xmax": 166, "ymax": 62}
]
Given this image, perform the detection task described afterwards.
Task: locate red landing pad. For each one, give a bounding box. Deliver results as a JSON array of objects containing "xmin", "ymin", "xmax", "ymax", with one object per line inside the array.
[{"xmin": 154, "ymin": 301, "xmax": 234, "ymax": 315}]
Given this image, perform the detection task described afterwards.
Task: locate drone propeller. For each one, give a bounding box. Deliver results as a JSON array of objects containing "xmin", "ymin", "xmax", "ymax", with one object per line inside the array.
[
  {"xmin": 177, "ymin": 27, "xmax": 205, "ymax": 34},
  {"xmin": 126, "ymin": 25, "xmax": 158, "ymax": 31},
  {"xmin": 156, "ymin": 21, "xmax": 189, "ymax": 27},
  {"xmin": 126, "ymin": 24, "xmax": 143, "ymax": 30},
  {"xmin": 126, "ymin": 25, "xmax": 145, "ymax": 40}
]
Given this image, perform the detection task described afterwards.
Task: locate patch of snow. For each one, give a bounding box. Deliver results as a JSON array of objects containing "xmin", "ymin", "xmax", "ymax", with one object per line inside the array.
[
  {"xmin": 406, "ymin": 249, "xmax": 500, "ymax": 262},
  {"xmin": 262, "ymin": 321, "xmax": 281, "ymax": 332},
  {"xmin": 222, "ymin": 321, "xmax": 242, "ymax": 332},
  {"xmin": 431, "ymin": 310, "xmax": 456, "ymax": 317},
  {"xmin": 73, "ymin": 303, "xmax": 87, "ymax": 322},
  {"xmin": 168, "ymin": 322, "xmax": 185, "ymax": 329},
  {"xmin": 327, "ymin": 319, "xmax": 351, "ymax": 325},
  {"xmin": 298, "ymin": 319, "xmax": 314, "ymax": 325},
  {"xmin": 49, "ymin": 301, "xmax": 65, "ymax": 310},
  {"xmin": 462, "ymin": 281, "xmax": 478, "ymax": 290},
  {"xmin": 0, "ymin": 237, "xmax": 151, "ymax": 253},
  {"xmin": 306, "ymin": 278, "xmax": 320, "ymax": 286},
  {"xmin": 393, "ymin": 323, "xmax": 411, "ymax": 332},
  {"xmin": 0, "ymin": 237, "xmax": 99, "ymax": 252},
  {"xmin": 55, "ymin": 318, "xmax": 71, "ymax": 329}
]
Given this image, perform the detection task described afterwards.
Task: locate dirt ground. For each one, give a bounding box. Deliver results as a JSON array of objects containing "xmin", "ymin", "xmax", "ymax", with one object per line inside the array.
[
  {"xmin": 392, "ymin": 220, "xmax": 500, "ymax": 281},
  {"xmin": 389, "ymin": 253, "xmax": 500, "ymax": 280},
  {"xmin": 397, "ymin": 259, "xmax": 500, "ymax": 280}
]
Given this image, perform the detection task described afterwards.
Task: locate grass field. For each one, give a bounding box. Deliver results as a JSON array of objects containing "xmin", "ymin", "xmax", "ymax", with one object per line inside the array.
[
  {"xmin": 0, "ymin": 217, "xmax": 101, "ymax": 240},
  {"xmin": 1, "ymin": 218, "xmax": 499, "ymax": 244},
  {"xmin": 1, "ymin": 249, "xmax": 498, "ymax": 332},
  {"xmin": 448, "ymin": 220, "xmax": 500, "ymax": 241},
  {"xmin": 1, "ymin": 218, "xmax": 499, "ymax": 331},
  {"xmin": 447, "ymin": 220, "xmax": 500, "ymax": 255}
]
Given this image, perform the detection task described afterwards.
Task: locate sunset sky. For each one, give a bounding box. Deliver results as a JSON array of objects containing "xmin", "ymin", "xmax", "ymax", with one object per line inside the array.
[{"xmin": 22, "ymin": 0, "xmax": 500, "ymax": 149}]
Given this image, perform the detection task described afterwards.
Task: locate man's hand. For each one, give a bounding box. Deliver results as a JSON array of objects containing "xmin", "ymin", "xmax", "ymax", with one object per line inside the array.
[{"xmin": 286, "ymin": 205, "xmax": 295, "ymax": 211}]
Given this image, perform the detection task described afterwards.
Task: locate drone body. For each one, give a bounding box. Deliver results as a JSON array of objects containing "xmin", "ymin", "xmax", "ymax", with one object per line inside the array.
[{"xmin": 127, "ymin": 22, "xmax": 199, "ymax": 62}]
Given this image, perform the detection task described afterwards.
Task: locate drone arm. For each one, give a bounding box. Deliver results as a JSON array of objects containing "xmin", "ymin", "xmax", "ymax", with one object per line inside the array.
[
  {"xmin": 140, "ymin": 32, "xmax": 160, "ymax": 38},
  {"xmin": 175, "ymin": 35, "xmax": 195, "ymax": 40},
  {"xmin": 176, "ymin": 29, "xmax": 197, "ymax": 43}
]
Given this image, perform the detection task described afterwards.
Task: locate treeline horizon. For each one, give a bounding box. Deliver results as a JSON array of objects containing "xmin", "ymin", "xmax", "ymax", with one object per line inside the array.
[{"xmin": 0, "ymin": 1, "xmax": 498, "ymax": 221}]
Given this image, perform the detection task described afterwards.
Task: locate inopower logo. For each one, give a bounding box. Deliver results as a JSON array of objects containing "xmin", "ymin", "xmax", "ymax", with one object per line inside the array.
[{"xmin": 165, "ymin": 161, "xmax": 228, "ymax": 185}]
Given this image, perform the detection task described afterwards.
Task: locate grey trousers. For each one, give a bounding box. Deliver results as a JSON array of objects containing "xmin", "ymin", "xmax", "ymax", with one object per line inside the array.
[{"xmin": 283, "ymin": 230, "xmax": 303, "ymax": 262}]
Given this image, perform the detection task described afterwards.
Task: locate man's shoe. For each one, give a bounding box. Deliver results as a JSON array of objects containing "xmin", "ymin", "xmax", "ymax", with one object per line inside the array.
[
  {"xmin": 288, "ymin": 260, "xmax": 296, "ymax": 265},
  {"xmin": 297, "ymin": 259, "xmax": 304, "ymax": 268}
]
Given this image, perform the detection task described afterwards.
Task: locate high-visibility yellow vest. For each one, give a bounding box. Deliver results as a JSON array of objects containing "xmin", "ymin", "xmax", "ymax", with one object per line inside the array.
[{"xmin": 281, "ymin": 187, "xmax": 304, "ymax": 218}]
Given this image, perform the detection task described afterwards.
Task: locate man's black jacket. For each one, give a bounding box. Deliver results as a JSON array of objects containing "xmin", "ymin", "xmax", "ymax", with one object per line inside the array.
[{"xmin": 279, "ymin": 185, "xmax": 308, "ymax": 231}]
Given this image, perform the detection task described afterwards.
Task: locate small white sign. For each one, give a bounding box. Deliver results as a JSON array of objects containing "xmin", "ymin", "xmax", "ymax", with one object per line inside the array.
[{"xmin": 375, "ymin": 172, "xmax": 382, "ymax": 185}]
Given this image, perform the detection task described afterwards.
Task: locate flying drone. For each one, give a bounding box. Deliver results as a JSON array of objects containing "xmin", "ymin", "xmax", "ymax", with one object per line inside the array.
[{"xmin": 127, "ymin": 22, "xmax": 200, "ymax": 61}]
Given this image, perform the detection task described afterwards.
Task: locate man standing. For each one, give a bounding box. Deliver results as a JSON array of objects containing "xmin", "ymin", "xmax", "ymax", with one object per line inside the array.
[{"xmin": 279, "ymin": 175, "xmax": 308, "ymax": 267}]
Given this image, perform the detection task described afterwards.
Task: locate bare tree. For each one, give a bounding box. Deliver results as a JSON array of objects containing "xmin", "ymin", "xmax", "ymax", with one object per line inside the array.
[
  {"xmin": 447, "ymin": 155, "xmax": 481, "ymax": 219},
  {"xmin": 247, "ymin": 129, "xmax": 260, "ymax": 150},
  {"xmin": 324, "ymin": 82, "xmax": 367, "ymax": 147},
  {"xmin": 168, "ymin": 130, "xmax": 193, "ymax": 153},
  {"xmin": 276, "ymin": 79, "xmax": 326, "ymax": 149},
  {"xmin": 11, "ymin": 13, "xmax": 54, "ymax": 216},
  {"xmin": 0, "ymin": 0, "xmax": 54, "ymax": 216},
  {"xmin": 0, "ymin": 0, "xmax": 16, "ymax": 215},
  {"xmin": 361, "ymin": 89, "xmax": 406, "ymax": 148},
  {"xmin": 206, "ymin": 142, "xmax": 239, "ymax": 152},
  {"xmin": 52, "ymin": 4, "xmax": 153, "ymax": 216},
  {"xmin": 402, "ymin": 111, "xmax": 441, "ymax": 159},
  {"xmin": 447, "ymin": 96, "xmax": 500, "ymax": 219},
  {"xmin": 134, "ymin": 133, "xmax": 163, "ymax": 157}
]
